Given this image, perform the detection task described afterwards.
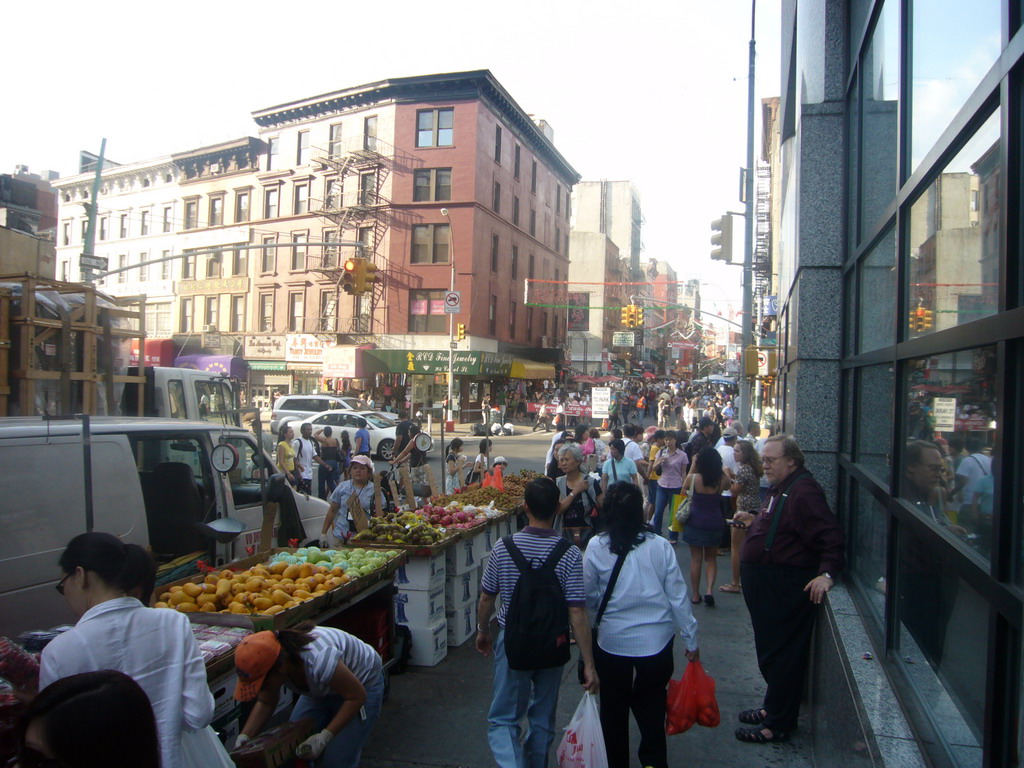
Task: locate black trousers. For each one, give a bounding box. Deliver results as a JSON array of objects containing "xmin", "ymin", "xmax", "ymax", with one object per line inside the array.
[
  {"xmin": 594, "ymin": 638, "xmax": 674, "ymax": 768},
  {"xmin": 740, "ymin": 562, "xmax": 819, "ymax": 733}
]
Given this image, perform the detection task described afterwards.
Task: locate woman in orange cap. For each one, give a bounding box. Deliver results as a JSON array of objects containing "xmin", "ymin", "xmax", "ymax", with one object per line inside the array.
[{"xmin": 233, "ymin": 622, "xmax": 383, "ymax": 767}]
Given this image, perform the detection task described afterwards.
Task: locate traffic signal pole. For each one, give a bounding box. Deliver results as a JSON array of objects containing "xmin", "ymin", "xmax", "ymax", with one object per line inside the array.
[{"xmin": 739, "ymin": 0, "xmax": 757, "ymax": 426}]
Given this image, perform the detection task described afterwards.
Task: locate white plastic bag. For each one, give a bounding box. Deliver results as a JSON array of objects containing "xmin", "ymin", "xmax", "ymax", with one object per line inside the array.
[
  {"xmin": 556, "ymin": 691, "xmax": 609, "ymax": 768},
  {"xmin": 181, "ymin": 725, "xmax": 234, "ymax": 768}
]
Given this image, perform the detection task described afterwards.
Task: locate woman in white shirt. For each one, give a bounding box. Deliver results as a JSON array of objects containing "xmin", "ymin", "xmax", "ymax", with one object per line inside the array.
[
  {"xmin": 38, "ymin": 533, "xmax": 215, "ymax": 768},
  {"xmin": 583, "ymin": 482, "xmax": 700, "ymax": 768},
  {"xmin": 234, "ymin": 624, "xmax": 384, "ymax": 768},
  {"xmin": 468, "ymin": 437, "xmax": 492, "ymax": 485}
]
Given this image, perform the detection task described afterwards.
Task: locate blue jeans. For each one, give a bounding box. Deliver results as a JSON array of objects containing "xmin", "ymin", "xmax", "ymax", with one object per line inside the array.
[
  {"xmin": 651, "ymin": 485, "xmax": 681, "ymax": 537},
  {"xmin": 318, "ymin": 460, "xmax": 340, "ymax": 499},
  {"xmin": 488, "ymin": 629, "xmax": 564, "ymax": 768},
  {"xmin": 289, "ymin": 670, "xmax": 385, "ymax": 768}
]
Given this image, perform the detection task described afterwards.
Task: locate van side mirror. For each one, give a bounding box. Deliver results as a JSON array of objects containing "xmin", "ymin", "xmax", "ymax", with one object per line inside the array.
[{"xmin": 264, "ymin": 472, "xmax": 288, "ymax": 502}]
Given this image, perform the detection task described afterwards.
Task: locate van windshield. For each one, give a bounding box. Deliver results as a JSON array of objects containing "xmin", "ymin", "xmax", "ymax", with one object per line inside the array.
[{"xmin": 195, "ymin": 379, "xmax": 239, "ymax": 426}]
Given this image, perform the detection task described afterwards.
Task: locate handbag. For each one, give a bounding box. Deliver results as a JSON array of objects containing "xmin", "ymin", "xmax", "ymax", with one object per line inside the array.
[
  {"xmin": 578, "ymin": 550, "xmax": 627, "ymax": 683},
  {"xmin": 675, "ymin": 492, "xmax": 692, "ymax": 524}
]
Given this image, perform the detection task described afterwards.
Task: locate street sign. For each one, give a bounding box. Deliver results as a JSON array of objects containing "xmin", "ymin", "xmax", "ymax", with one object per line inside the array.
[
  {"xmin": 612, "ymin": 331, "xmax": 635, "ymax": 347},
  {"xmin": 591, "ymin": 387, "xmax": 611, "ymax": 419},
  {"xmin": 933, "ymin": 398, "xmax": 957, "ymax": 431},
  {"xmin": 757, "ymin": 350, "xmax": 769, "ymax": 375},
  {"xmin": 79, "ymin": 255, "xmax": 108, "ymax": 271},
  {"xmin": 443, "ymin": 290, "xmax": 462, "ymax": 314}
]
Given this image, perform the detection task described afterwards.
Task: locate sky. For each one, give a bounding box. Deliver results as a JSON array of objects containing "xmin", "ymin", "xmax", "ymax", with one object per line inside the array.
[{"xmin": 3, "ymin": 0, "xmax": 781, "ymax": 316}]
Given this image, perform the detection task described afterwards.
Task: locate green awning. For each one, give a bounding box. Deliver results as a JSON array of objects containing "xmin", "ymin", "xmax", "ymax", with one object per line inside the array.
[
  {"xmin": 247, "ymin": 360, "xmax": 288, "ymax": 371},
  {"xmin": 363, "ymin": 350, "xmax": 512, "ymax": 376}
]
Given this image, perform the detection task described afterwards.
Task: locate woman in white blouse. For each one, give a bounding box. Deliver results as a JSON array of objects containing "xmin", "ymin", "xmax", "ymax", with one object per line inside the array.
[
  {"xmin": 583, "ymin": 482, "xmax": 700, "ymax": 768},
  {"xmin": 38, "ymin": 532, "xmax": 215, "ymax": 768}
]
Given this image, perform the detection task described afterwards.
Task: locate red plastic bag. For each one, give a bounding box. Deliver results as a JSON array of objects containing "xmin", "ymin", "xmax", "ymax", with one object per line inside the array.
[
  {"xmin": 492, "ymin": 464, "xmax": 506, "ymax": 492},
  {"xmin": 666, "ymin": 661, "xmax": 720, "ymax": 735}
]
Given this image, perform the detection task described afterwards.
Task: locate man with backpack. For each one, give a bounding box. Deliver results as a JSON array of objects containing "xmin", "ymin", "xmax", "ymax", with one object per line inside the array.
[{"xmin": 476, "ymin": 477, "xmax": 598, "ymax": 768}]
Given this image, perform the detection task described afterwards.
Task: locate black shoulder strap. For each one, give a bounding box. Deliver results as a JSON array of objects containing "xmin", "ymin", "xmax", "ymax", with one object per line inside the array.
[
  {"xmin": 594, "ymin": 552, "xmax": 628, "ymax": 629},
  {"xmin": 503, "ymin": 536, "xmax": 529, "ymax": 573},
  {"xmin": 542, "ymin": 538, "xmax": 572, "ymax": 572},
  {"xmin": 764, "ymin": 469, "xmax": 811, "ymax": 554}
]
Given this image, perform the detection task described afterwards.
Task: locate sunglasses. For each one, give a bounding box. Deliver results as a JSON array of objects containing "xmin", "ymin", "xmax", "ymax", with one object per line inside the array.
[
  {"xmin": 17, "ymin": 746, "xmax": 63, "ymax": 767},
  {"xmin": 55, "ymin": 573, "xmax": 70, "ymax": 595}
]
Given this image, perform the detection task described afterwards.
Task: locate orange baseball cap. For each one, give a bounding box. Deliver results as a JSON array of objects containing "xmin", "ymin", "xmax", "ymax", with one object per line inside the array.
[{"xmin": 233, "ymin": 631, "xmax": 281, "ymax": 701}]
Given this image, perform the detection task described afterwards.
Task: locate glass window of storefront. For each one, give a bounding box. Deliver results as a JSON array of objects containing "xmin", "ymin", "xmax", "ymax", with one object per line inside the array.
[{"xmin": 839, "ymin": 1, "xmax": 1021, "ymax": 764}]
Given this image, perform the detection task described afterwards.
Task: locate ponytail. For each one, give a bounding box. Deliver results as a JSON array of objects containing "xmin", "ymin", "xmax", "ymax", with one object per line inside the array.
[
  {"xmin": 59, "ymin": 533, "xmax": 156, "ymax": 599},
  {"xmin": 275, "ymin": 622, "xmax": 317, "ymax": 663}
]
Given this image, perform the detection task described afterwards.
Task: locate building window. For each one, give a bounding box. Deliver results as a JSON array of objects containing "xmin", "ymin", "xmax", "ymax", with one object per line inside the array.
[
  {"xmin": 261, "ymin": 235, "xmax": 276, "ymax": 273},
  {"xmin": 259, "ymin": 294, "xmax": 274, "ymax": 332},
  {"xmin": 408, "ymin": 290, "xmax": 448, "ymax": 333},
  {"xmin": 290, "ymin": 232, "xmax": 308, "ymax": 271},
  {"xmin": 325, "ymin": 178, "xmax": 341, "ymax": 208},
  {"xmin": 230, "ymin": 295, "xmax": 245, "ymax": 332},
  {"xmin": 296, "ymin": 131, "xmax": 310, "ymax": 165},
  {"xmin": 364, "ymin": 116, "xmax": 378, "ymax": 151},
  {"xmin": 556, "ymin": 185, "xmax": 561, "ymax": 214},
  {"xmin": 529, "ymin": 208, "xmax": 536, "ymax": 236},
  {"xmin": 411, "ymin": 224, "xmax": 450, "ymax": 264},
  {"xmin": 416, "ymin": 108, "xmax": 454, "ymax": 147},
  {"xmin": 203, "ymin": 296, "xmax": 218, "ymax": 329},
  {"xmin": 232, "ymin": 246, "xmax": 247, "ymax": 277},
  {"xmin": 413, "ymin": 169, "xmax": 452, "ymax": 202},
  {"xmin": 62, "ymin": 222, "xmax": 70, "ymax": 246},
  {"xmin": 319, "ymin": 292, "xmax": 336, "ymax": 332},
  {"xmin": 117, "ymin": 254, "xmax": 127, "ymax": 282},
  {"xmin": 489, "ymin": 295, "xmax": 497, "ymax": 335},
  {"xmin": 208, "ymin": 196, "xmax": 223, "ymax": 227},
  {"xmin": 140, "ymin": 210, "xmax": 150, "ymax": 235},
  {"xmin": 328, "ymin": 124, "xmax": 343, "ymax": 158},
  {"xmin": 99, "ymin": 217, "xmax": 108, "ymax": 241},
  {"xmin": 206, "ymin": 252, "xmax": 221, "ymax": 279},
  {"xmin": 358, "ymin": 172, "xmax": 375, "ymax": 206},
  {"xmin": 288, "ymin": 291, "xmax": 304, "ymax": 332},
  {"xmin": 293, "ymin": 183, "xmax": 309, "ymax": 215},
  {"xmin": 266, "ymin": 137, "xmax": 279, "ymax": 171},
  {"xmin": 492, "ymin": 181, "xmax": 501, "ymax": 213},
  {"xmin": 528, "ymin": 252, "xmax": 535, "ymax": 278},
  {"xmin": 119, "ymin": 214, "xmax": 128, "ymax": 238},
  {"xmin": 184, "ymin": 199, "xmax": 198, "ymax": 229},
  {"xmin": 80, "ymin": 220, "xmax": 87, "ymax": 241},
  {"xmin": 162, "ymin": 206, "xmax": 172, "ymax": 233},
  {"xmin": 531, "ymin": 160, "xmax": 537, "ymax": 193},
  {"xmin": 182, "ymin": 251, "xmax": 196, "ymax": 280},
  {"xmin": 565, "ymin": 191, "xmax": 571, "ymax": 220},
  {"xmin": 264, "ymin": 188, "xmax": 279, "ymax": 219},
  {"xmin": 160, "ymin": 250, "xmax": 171, "ymax": 280},
  {"xmin": 491, "ymin": 234, "xmax": 499, "ymax": 272},
  {"xmin": 555, "ymin": 227, "xmax": 561, "ymax": 254},
  {"xmin": 60, "ymin": 260, "xmax": 69, "ymax": 281},
  {"xmin": 146, "ymin": 302, "xmax": 171, "ymax": 337},
  {"xmin": 235, "ymin": 191, "xmax": 250, "ymax": 223},
  {"xmin": 322, "ymin": 229, "xmax": 339, "ymax": 268},
  {"xmin": 514, "ymin": 145, "xmax": 521, "ymax": 179},
  {"xmin": 513, "ymin": 196, "xmax": 520, "ymax": 226},
  {"xmin": 510, "ymin": 300, "xmax": 516, "ymax": 335},
  {"xmin": 358, "ymin": 226, "xmax": 374, "ymax": 252},
  {"xmin": 180, "ymin": 297, "xmax": 193, "ymax": 332},
  {"xmin": 511, "ymin": 245, "xmax": 519, "ymax": 278},
  {"xmin": 138, "ymin": 253, "xmax": 148, "ymax": 282},
  {"xmin": 494, "ymin": 125, "xmax": 502, "ymax": 163}
]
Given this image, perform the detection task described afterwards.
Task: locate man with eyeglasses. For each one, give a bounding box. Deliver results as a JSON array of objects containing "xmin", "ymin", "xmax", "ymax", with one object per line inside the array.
[
  {"xmin": 730, "ymin": 435, "xmax": 845, "ymax": 745},
  {"xmin": 902, "ymin": 440, "xmax": 966, "ymax": 535}
]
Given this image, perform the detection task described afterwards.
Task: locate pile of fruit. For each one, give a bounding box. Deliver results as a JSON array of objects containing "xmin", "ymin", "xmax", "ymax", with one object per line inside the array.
[
  {"xmin": 431, "ymin": 484, "xmax": 519, "ymax": 509},
  {"xmin": 349, "ymin": 511, "xmax": 455, "ymax": 546},
  {"xmin": 155, "ymin": 548, "xmax": 399, "ymax": 616},
  {"xmin": 418, "ymin": 504, "xmax": 488, "ymax": 530}
]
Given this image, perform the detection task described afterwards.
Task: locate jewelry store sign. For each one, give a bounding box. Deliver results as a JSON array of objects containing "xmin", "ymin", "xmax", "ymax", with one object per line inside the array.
[
  {"xmin": 286, "ymin": 334, "xmax": 326, "ymax": 364},
  {"xmin": 244, "ymin": 334, "xmax": 285, "ymax": 359}
]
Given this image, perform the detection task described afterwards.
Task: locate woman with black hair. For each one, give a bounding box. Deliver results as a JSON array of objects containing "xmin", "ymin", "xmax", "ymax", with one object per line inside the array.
[
  {"xmin": 446, "ymin": 437, "xmax": 468, "ymax": 493},
  {"xmin": 682, "ymin": 447, "xmax": 730, "ymax": 605},
  {"xmin": 468, "ymin": 437, "xmax": 492, "ymax": 485},
  {"xmin": 234, "ymin": 623, "xmax": 384, "ymax": 767},
  {"xmin": 38, "ymin": 532, "xmax": 215, "ymax": 768},
  {"xmin": 19, "ymin": 670, "xmax": 161, "ymax": 768},
  {"xmin": 583, "ymin": 482, "xmax": 699, "ymax": 768}
]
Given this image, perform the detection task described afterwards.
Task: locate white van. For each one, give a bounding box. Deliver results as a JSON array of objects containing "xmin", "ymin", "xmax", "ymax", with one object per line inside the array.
[
  {"xmin": 0, "ymin": 417, "xmax": 328, "ymax": 638},
  {"xmin": 122, "ymin": 367, "xmax": 241, "ymax": 426}
]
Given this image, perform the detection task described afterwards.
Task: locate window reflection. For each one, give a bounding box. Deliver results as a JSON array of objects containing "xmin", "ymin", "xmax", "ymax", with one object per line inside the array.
[
  {"xmin": 856, "ymin": 363, "xmax": 893, "ymax": 483},
  {"xmin": 849, "ymin": 483, "xmax": 887, "ymax": 625},
  {"xmin": 908, "ymin": 110, "xmax": 1000, "ymax": 337},
  {"xmin": 910, "ymin": 0, "xmax": 1001, "ymax": 172},
  {"xmin": 859, "ymin": 0, "xmax": 899, "ymax": 236},
  {"xmin": 858, "ymin": 227, "xmax": 896, "ymax": 353},
  {"xmin": 902, "ymin": 346, "xmax": 996, "ymax": 559}
]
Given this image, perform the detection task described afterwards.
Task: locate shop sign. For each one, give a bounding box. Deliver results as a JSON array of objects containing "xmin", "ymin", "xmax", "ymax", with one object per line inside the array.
[
  {"xmin": 366, "ymin": 349, "xmax": 512, "ymax": 376},
  {"xmin": 591, "ymin": 387, "xmax": 611, "ymax": 419},
  {"xmin": 177, "ymin": 276, "xmax": 249, "ymax": 295},
  {"xmin": 244, "ymin": 334, "xmax": 285, "ymax": 359},
  {"xmin": 668, "ymin": 339, "xmax": 699, "ymax": 350},
  {"xmin": 933, "ymin": 398, "xmax": 957, "ymax": 431},
  {"xmin": 612, "ymin": 332, "xmax": 635, "ymax": 347},
  {"xmin": 286, "ymin": 334, "xmax": 326, "ymax": 364},
  {"xmin": 955, "ymin": 413, "xmax": 993, "ymax": 432},
  {"xmin": 323, "ymin": 346, "xmax": 360, "ymax": 378}
]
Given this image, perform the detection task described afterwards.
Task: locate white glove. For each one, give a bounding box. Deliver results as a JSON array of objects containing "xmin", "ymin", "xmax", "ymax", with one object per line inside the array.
[
  {"xmin": 234, "ymin": 733, "xmax": 251, "ymax": 748},
  {"xmin": 295, "ymin": 728, "xmax": 333, "ymax": 759},
  {"xmin": 317, "ymin": 536, "xmax": 329, "ymax": 548}
]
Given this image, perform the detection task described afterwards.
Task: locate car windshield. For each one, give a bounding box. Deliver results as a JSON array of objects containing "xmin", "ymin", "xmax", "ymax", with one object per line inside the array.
[
  {"xmin": 360, "ymin": 413, "xmax": 392, "ymax": 429},
  {"xmin": 340, "ymin": 397, "xmax": 361, "ymax": 409}
]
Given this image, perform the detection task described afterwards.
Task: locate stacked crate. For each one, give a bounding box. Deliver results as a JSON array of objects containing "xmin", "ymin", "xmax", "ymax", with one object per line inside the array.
[
  {"xmin": 392, "ymin": 550, "xmax": 447, "ymax": 667},
  {"xmin": 444, "ymin": 536, "xmax": 480, "ymax": 647}
]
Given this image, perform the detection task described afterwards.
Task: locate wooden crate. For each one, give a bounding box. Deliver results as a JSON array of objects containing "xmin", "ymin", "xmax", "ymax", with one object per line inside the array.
[{"xmin": 0, "ymin": 273, "xmax": 146, "ymax": 416}]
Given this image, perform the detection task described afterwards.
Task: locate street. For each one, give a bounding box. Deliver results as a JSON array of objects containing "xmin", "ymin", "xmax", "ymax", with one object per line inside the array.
[{"xmin": 362, "ymin": 426, "xmax": 814, "ymax": 768}]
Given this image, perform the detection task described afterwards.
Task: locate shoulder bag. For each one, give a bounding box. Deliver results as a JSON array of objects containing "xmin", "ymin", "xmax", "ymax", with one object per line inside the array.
[{"xmin": 578, "ymin": 549, "xmax": 627, "ymax": 683}]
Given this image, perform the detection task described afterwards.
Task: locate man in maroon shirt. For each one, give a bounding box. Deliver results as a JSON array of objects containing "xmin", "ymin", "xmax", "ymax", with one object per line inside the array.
[{"xmin": 731, "ymin": 435, "xmax": 845, "ymax": 744}]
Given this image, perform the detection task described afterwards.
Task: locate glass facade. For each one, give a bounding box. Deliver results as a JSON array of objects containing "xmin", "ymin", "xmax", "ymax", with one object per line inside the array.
[{"xmin": 837, "ymin": 1, "xmax": 1020, "ymax": 765}]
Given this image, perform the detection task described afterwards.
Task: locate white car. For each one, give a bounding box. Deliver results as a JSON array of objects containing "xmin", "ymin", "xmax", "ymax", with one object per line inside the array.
[{"xmin": 297, "ymin": 409, "xmax": 398, "ymax": 460}]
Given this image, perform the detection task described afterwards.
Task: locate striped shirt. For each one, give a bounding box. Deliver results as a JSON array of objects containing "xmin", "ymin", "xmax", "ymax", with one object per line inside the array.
[
  {"xmin": 481, "ymin": 527, "xmax": 586, "ymax": 627},
  {"xmin": 583, "ymin": 533, "xmax": 699, "ymax": 656},
  {"xmin": 286, "ymin": 627, "xmax": 381, "ymax": 699}
]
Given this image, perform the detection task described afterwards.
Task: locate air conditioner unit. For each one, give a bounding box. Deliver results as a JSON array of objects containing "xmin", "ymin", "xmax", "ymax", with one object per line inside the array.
[
  {"xmin": 204, "ymin": 324, "xmax": 218, "ymax": 333},
  {"xmin": 210, "ymin": 163, "xmax": 220, "ymax": 173}
]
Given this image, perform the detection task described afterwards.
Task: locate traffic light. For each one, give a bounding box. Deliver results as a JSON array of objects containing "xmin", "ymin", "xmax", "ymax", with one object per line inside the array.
[
  {"xmin": 711, "ymin": 215, "xmax": 733, "ymax": 262},
  {"xmin": 342, "ymin": 258, "xmax": 358, "ymax": 294},
  {"xmin": 921, "ymin": 308, "xmax": 934, "ymax": 330},
  {"xmin": 621, "ymin": 305, "xmax": 633, "ymax": 327},
  {"xmin": 456, "ymin": 322, "xmax": 466, "ymax": 341},
  {"xmin": 361, "ymin": 261, "xmax": 379, "ymax": 292},
  {"xmin": 635, "ymin": 306, "xmax": 644, "ymax": 326},
  {"xmin": 910, "ymin": 306, "xmax": 927, "ymax": 332}
]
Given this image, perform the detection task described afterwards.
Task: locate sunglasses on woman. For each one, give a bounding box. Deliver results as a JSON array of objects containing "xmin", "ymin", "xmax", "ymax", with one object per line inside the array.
[{"xmin": 55, "ymin": 574, "xmax": 70, "ymax": 595}]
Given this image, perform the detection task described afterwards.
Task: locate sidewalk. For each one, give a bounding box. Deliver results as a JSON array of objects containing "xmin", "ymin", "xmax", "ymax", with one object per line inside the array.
[{"xmin": 360, "ymin": 543, "xmax": 816, "ymax": 768}]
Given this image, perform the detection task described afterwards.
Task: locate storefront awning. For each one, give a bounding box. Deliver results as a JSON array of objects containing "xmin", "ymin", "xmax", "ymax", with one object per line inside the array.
[
  {"xmin": 510, "ymin": 359, "xmax": 556, "ymax": 379},
  {"xmin": 174, "ymin": 354, "xmax": 249, "ymax": 378},
  {"xmin": 364, "ymin": 349, "xmax": 512, "ymax": 376}
]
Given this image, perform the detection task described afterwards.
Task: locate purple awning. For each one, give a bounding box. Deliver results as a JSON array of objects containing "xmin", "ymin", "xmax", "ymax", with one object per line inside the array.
[{"xmin": 174, "ymin": 354, "xmax": 249, "ymax": 379}]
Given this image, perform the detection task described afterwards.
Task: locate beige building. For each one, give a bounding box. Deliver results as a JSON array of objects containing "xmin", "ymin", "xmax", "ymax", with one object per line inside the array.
[{"xmin": 0, "ymin": 226, "xmax": 55, "ymax": 278}]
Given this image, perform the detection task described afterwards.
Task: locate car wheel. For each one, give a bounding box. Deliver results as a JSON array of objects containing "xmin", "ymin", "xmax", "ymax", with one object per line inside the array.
[{"xmin": 377, "ymin": 439, "xmax": 395, "ymax": 461}]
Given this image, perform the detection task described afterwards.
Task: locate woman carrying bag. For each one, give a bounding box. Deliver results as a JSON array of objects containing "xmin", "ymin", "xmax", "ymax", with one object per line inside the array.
[
  {"xmin": 445, "ymin": 437, "xmax": 468, "ymax": 494},
  {"xmin": 555, "ymin": 443, "xmax": 601, "ymax": 548},
  {"xmin": 583, "ymin": 482, "xmax": 700, "ymax": 768}
]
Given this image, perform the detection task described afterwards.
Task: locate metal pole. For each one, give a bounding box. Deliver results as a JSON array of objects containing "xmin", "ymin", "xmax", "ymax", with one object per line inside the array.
[
  {"xmin": 740, "ymin": 0, "xmax": 757, "ymax": 425},
  {"xmin": 441, "ymin": 209, "xmax": 456, "ymax": 444},
  {"xmin": 82, "ymin": 139, "xmax": 106, "ymax": 271},
  {"xmin": 79, "ymin": 413, "xmax": 94, "ymax": 532}
]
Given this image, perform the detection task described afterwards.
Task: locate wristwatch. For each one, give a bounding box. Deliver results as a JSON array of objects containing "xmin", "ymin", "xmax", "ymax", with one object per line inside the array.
[{"xmin": 820, "ymin": 572, "xmax": 834, "ymax": 581}]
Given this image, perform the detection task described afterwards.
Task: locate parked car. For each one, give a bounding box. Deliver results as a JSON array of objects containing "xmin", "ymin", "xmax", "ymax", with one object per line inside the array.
[
  {"xmin": 297, "ymin": 410, "xmax": 400, "ymax": 460},
  {"xmin": 267, "ymin": 395, "xmax": 399, "ymax": 433}
]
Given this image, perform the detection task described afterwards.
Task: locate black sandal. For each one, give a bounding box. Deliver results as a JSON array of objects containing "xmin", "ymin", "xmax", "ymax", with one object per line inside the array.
[
  {"xmin": 735, "ymin": 726, "xmax": 790, "ymax": 743},
  {"xmin": 738, "ymin": 708, "xmax": 766, "ymax": 725}
]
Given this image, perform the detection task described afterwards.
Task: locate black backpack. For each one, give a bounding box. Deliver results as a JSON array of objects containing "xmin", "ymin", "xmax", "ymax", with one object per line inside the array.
[{"xmin": 502, "ymin": 535, "xmax": 573, "ymax": 671}]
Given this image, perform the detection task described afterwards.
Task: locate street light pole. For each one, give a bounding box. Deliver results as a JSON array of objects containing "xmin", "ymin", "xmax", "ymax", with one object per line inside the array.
[
  {"xmin": 441, "ymin": 208, "xmax": 456, "ymax": 438},
  {"xmin": 740, "ymin": 0, "xmax": 757, "ymax": 426}
]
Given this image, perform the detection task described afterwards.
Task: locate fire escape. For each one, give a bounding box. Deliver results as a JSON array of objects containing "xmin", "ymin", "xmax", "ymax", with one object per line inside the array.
[
  {"xmin": 308, "ymin": 135, "xmax": 394, "ymax": 345},
  {"xmin": 753, "ymin": 162, "xmax": 773, "ymax": 340}
]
